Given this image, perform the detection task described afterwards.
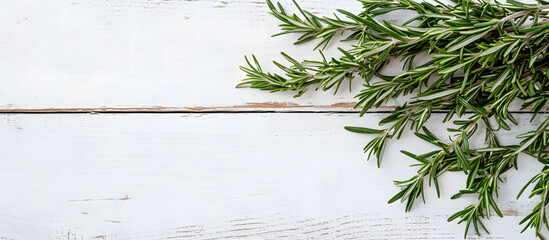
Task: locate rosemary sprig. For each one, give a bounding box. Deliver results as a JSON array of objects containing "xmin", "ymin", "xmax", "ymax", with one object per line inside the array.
[{"xmin": 238, "ymin": 0, "xmax": 549, "ymax": 238}]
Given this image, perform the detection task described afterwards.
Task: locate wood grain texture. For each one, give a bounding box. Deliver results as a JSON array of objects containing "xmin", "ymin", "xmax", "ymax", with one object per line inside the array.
[
  {"xmin": 0, "ymin": 0, "xmax": 365, "ymax": 111},
  {"xmin": 0, "ymin": 0, "xmax": 534, "ymax": 113},
  {"xmin": 1, "ymin": 1, "xmax": 546, "ymax": 239},
  {"xmin": 0, "ymin": 113, "xmax": 545, "ymax": 239},
  {"xmin": 0, "ymin": 102, "xmax": 364, "ymax": 113}
]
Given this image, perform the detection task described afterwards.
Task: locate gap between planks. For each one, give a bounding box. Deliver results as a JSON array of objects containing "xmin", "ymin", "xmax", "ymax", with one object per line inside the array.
[
  {"xmin": 0, "ymin": 102, "xmax": 541, "ymax": 114},
  {"xmin": 0, "ymin": 102, "xmax": 363, "ymax": 114}
]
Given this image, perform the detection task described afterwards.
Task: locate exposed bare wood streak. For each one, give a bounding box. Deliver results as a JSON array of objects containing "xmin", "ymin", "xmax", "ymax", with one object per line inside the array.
[
  {"xmin": 162, "ymin": 235, "xmax": 196, "ymax": 239},
  {"xmin": 0, "ymin": 102, "xmax": 541, "ymax": 114},
  {"xmin": 229, "ymin": 218, "xmax": 258, "ymax": 223},
  {"xmin": 232, "ymin": 222, "xmax": 264, "ymax": 226},
  {"xmin": 502, "ymin": 209, "xmax": 521, "ymax": 216},
  {"xmin": 0, "ymin": 102, "xmax": 366, "ymax": 113},
  {"xmin": 68, "ymin": 195, "xmax": 131, "ymax": 202},
  {"xmin": 228, "ymin": 227, "xmax": 261, "ymax": 232}
]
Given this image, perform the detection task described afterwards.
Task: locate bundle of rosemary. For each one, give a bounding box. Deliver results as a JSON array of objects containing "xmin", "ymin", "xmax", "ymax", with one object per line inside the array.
[{"xmin": 237, "ymin": 0, "xmax": 549, "ymax": 238}]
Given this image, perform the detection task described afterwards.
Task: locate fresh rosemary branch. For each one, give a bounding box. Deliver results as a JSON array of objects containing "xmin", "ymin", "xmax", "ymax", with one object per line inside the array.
[{"xmin": 238, "ymin": 0, "xmax": 549, "ymax": 238}]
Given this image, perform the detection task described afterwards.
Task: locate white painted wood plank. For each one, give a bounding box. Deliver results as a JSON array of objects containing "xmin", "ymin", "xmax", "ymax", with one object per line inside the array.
[
  {"xmin": 0, "ymin": 0, "xmax": 369, "ymax": 111},
  {"xmin": 0, "ymin": 113, "xmax": 544, "ymax": 239},
  {"xmin": 0, "ymin": 0, "xmax": 530, "ymax": 113}
]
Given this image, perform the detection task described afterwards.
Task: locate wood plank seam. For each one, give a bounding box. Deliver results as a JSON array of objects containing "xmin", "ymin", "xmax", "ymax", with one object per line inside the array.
[{"xmin": 0, "ymin": 109, "xmax": 541, "ymax": 114}]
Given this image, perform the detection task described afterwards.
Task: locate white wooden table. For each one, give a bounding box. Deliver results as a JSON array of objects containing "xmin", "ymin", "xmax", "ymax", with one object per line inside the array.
[{"xmin": 0, "ymin": 0, "xmax": 543, "ymax": 239}]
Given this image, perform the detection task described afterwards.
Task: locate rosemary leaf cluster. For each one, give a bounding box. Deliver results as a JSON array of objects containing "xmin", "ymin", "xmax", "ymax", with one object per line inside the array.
[{"xmin": 238, "ymin": 0, "xmax": 549, "ymax": 238}]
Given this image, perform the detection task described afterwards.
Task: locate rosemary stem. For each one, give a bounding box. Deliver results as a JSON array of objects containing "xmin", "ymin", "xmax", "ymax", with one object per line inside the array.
[{"xmin": 499, "ymin": 5, "xmax": 549, "ymax": 23}]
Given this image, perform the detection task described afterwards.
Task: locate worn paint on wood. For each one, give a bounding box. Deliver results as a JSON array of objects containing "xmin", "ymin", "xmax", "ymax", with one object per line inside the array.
[
  {"xmin": 0, "ymin": 113, "xmax": 543, "ymax": 239},
  {"xmin": 0, "ymin": 102, "xmax": 378, "ymax": 113},
  {"xmin": 0, "ymin": 0, "xmax": 363, "ymax": 110},
  {"xmin": 0, "ymin": 0, "xmax": 533, "ymax": 113},
  {"xmin": 1, "ymin": 0, "xmax": 546, "ymax": 239}
]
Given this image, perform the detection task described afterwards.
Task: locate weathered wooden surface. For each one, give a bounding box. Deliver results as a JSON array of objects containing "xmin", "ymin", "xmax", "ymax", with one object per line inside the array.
[
  {"xmin": 0, "ymin": 0, "xmax": 545, "ymax": 239},
  {"xmin": 0, "ymin": 0, "xmax": 530, "ymax": 113},
  {"xmin": 0, "ymin": 0, "xmax": 365, "ymax": 112},
  {"xmin": 0, "ymin": 113, "xmax": 544, "ymax": 239}
]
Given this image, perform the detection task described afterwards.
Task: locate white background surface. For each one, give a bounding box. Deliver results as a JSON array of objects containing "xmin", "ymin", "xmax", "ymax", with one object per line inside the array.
[{"xmin": 0, "ymin": 0, "xmax": 544, "ymax": 239}]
